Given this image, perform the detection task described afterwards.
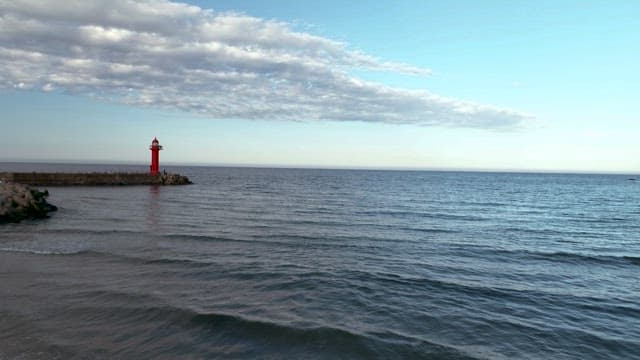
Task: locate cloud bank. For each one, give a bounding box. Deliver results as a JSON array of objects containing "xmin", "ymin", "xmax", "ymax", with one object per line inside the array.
[{"xmin": 0, "ymin": 0, "xmax": 529, "ymax": 128}]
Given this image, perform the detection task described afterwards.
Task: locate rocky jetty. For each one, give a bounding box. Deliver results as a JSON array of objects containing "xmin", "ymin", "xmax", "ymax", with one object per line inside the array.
[
  {"xmin": 158, "ymin": 172, "xmax": 192, "ymax": 185},
  {"xmin": 0, "ymin": 172, "xmax": 192, "ymax": 186},
  {"xmin": 0, "ymin": 182, "xmax": 57, "ymax": 224}
]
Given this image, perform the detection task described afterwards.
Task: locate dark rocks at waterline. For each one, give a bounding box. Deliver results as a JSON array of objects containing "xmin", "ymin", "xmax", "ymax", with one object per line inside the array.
[
  {"xmin": 0, "ymin": 182, "xmax": 57, "ymax": 224},
  {"xmin": 158, "ymin": 173, "xmax": 192, "ymax": 185}
]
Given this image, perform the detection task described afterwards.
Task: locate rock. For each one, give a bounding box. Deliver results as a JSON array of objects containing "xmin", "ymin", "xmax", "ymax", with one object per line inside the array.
[
  {"xmin": 0, "ymin": 181, "xmax": 57, "ymax": 224},
  {"xmin": 158, "ymin": 173, "xmax": 192, "ymax": 185}
]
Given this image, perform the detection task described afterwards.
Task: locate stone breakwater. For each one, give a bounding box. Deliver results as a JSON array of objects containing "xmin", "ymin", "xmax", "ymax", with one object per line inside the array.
[
  {"xmin": 0, "ymin": 172, "xmax": 192, "ymax": 186},
  {"xmin": 0, "ymin": 182, "xmax": 58, "ymax": 223}
]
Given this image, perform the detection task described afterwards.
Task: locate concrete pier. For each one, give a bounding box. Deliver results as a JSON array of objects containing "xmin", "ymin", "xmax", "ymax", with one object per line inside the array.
[{"xmin": 0, "ymin": 172, "xmax": 191, "ymax": 186}]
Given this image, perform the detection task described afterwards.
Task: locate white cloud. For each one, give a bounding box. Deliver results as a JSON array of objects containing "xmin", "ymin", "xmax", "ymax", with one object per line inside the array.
[{"xmin": 0, "ymin": 0, "xmax": 531, "ymax": 128}]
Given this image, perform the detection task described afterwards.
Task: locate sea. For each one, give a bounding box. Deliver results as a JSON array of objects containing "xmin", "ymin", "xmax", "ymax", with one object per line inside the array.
[{"xmin": 1, "ymin": 163, "xmax": 639, "ymax": 360}]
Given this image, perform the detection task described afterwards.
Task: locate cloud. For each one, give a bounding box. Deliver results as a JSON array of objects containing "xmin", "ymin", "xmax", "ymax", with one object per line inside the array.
[{"xmin": 0, "ymin": 0, "xmax": 530, "ymax": 128}]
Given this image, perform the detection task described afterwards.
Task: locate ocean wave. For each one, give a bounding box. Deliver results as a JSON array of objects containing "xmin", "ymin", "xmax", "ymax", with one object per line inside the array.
[
  {"xmin": 55, "ymin": 297, "xmax": 640, "ymax": 359},
  {"xmin": 0, "ymin": 246, "xmax": 204, "ymax": 269},
  {"xmin": 484, "ymin": 248, "xmax": 640, "ymax": 267},
  {"xmin": 0, "ymin": 247, "xmax": 101, "ymax": 256},
  {"xmin": 58, "ymin": 302, "xmax": 480, "ymax": 359},
  {"xmin": 340, "ymin": 267, "xmax": 640, "ymax": 318},
  {"xmin": 40, "ymin": 228, "xmax": 144, "ymax": 236},
  {"xmin": 398, "ymin": 226, "xmax": 459, "ymax": 234},
  {"xmin": 623, "ymin": 256, "xmax": 640, "ymax": 265},
  {"xmin": 189, "ymin": 312, "xmax": 480, "ymax": 359},
  {"xmin": 355, "ymin": 210, "xmax": 488, "ymax": 222},
  {"xmin": 163, "ymin": 233, "xmax": 297, "ymax": 248},
  {"xmin": 161, "ymin": 232, "xmax": 404, "ymax": 252},
  {"xmin": 143, "ymin": 257, "xmax": 215, "ymax": 267},
  {"xmin": 478, "ymin": 315, "xmax": 640, "ymax": 359},
  {"xmin": 500, "ymin": 226, "xmax": 610, "ymax": 239},
  {"xmin": 537, "ymin": 251, "xmax": 640, "ymax": 265}
]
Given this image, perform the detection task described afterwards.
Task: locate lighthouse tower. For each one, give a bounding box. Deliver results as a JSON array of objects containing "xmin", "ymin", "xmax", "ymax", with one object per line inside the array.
[{"xmin": 149, "ymin": 137, "xmax": 163, "ymax": 175}]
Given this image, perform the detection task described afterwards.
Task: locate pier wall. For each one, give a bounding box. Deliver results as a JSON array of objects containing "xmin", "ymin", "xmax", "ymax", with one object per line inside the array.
[{"xmin": 0, "ymin": 172, "xmax": 190, "ymax": 186}]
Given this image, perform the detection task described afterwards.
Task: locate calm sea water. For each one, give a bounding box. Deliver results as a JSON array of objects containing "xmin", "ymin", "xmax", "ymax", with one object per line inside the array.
[{"xmin": 1, "ymin": 163, "xmax": 639, "ymax": 359}]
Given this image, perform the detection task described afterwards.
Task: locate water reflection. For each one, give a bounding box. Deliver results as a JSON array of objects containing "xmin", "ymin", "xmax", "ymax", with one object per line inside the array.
[{"xmin": 146, "ymin": 185, "xmax": 161, "ymax": 231}]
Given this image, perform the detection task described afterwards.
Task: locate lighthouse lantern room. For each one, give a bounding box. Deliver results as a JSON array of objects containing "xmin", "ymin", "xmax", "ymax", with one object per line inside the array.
[{"xmin": 149, "ymin": 137, "xmax": 163, "ymax": 175}]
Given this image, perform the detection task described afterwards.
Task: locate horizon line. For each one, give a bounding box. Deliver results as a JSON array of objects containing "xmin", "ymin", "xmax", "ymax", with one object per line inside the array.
[{"xmin": 1, "ymin": 159, "xmax": 638, "ymax": 176}]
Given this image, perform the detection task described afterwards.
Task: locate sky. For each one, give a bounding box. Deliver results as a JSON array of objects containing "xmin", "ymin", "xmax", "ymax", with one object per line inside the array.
[{"xmin": 0, "ymin": 0, "xmax": 638, "ymax": 172}]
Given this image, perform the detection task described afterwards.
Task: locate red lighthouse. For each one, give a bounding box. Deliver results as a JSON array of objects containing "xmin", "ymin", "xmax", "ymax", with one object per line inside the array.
[{"xmin": 149, "ymin": 137, "xmax": 163, "ymax": 175}]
